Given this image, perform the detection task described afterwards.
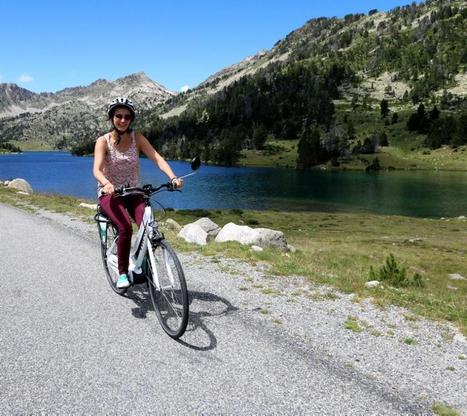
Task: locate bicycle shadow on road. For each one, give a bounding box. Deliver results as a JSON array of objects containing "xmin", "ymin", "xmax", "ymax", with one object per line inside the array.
[
  {"xmin": 125, "ymin": 285, "xmax": 239, "ymax": 351},
  {"xmin": 178, "ymin": 290, "xmax": 239, "ymax": 351}
]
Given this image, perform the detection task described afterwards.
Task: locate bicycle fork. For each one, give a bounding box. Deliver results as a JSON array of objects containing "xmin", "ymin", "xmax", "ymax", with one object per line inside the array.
[{"xmin": 146, "ymin": 240, "xmax": 177, "ymax": 291}]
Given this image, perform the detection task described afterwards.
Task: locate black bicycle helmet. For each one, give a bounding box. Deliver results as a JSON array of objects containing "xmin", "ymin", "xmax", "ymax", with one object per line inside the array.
[{"xmin": 107, "ymin": 97, "xmax": 136, "ymax": 120}]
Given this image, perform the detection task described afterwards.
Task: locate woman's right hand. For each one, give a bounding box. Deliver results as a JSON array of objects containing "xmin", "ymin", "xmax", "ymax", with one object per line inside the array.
[{"xmin": 102, "ymin": 182, "xmax": 115, "ymax": 195}]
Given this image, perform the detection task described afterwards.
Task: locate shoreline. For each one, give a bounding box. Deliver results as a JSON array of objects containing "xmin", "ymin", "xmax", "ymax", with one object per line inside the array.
[{"xmin": 3, "ymin": 150, "xmax": 467, "ymax": 172}]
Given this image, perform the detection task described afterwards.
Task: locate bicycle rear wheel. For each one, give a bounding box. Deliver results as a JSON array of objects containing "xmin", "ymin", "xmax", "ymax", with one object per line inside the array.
[
  {"xmin": 98, "ymin": 220, "xmax": 127, "ymax": 295},
  {"xmin": 147, "ymin": 239, "xmax": 188, "ymax": 338}
]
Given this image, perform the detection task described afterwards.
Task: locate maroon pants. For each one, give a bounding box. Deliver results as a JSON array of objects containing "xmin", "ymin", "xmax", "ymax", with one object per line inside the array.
[{"xmin": 99, "ymin": 194, "xmax": 145, "ymax": 275}]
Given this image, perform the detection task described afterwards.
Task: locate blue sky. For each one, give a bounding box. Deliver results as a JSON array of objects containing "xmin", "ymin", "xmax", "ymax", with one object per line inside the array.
[{"xmin": 1, "ymin": 0, "xmax": 422, "ymax": 94}]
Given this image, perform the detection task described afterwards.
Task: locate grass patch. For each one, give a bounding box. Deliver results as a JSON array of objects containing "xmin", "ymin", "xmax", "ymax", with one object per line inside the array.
[
  {"xmin": 239, "ymin": 139, "xmax": 298, "ymax": 168},
  {"xmin": 9, "ymin": 139, "xmax": 54, "ymax": 151},
  {"xmin": 432, "ymin": 402, "xmax": 460, "ymax": 416},
  {"xmin": 261, "ymin": 287, "xmax": 282, "ymax": 296},
  {"xmin": 403, "ymin": 313, "xmax": 419, "ymax": 322},
  {"xmin": 345, "ymin": 316, "xmax": 363, "ymax": 333},
  {"xmin": 403, "ymin": 337, "xmax": 417, "ymax": 345},
  {"xmin": 0, "ymin": 186, "xmax": 95, "ymax": 223}
]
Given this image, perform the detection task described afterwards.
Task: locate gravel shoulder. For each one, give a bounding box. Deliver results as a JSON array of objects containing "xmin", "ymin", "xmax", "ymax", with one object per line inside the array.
[{"xmin": 1, "ymin": 204, "xmax": 466, "ymax": 415}]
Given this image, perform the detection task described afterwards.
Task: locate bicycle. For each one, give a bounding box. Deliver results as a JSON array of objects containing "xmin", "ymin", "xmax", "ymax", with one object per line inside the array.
[{"xmin": 94, "ymin": 157, "xmax": 200, "ymax": 339}]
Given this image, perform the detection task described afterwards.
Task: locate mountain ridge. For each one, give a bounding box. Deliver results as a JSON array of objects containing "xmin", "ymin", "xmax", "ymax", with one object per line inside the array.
[
  {"xmin": 0, "ymin": 72, "xmax": 174, "ymax": 149},
  {"xmin": 0, "ymin": 72, "xmax": 173, "ymax": 118}
]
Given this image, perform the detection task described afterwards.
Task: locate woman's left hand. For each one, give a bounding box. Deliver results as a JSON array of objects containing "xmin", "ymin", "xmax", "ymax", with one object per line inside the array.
[{"xmin": 171, "ymin": 177, "xmax": 184, "ymax": 189}]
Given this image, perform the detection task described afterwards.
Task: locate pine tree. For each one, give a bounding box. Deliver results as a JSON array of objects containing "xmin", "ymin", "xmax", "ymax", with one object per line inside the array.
[
  {"xmin": 297, "ymin": 126, "xmax": 327, "ymax": 168},
  {"xmin": 380, "ymin": 99, "xmax": 390, "ymax": 118}
]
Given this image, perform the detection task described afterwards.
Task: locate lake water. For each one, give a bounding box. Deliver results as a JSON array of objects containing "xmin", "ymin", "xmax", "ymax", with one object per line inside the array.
[{"xmin": 1, "ymin": 151, "xmax": 466, "ymax": 218}]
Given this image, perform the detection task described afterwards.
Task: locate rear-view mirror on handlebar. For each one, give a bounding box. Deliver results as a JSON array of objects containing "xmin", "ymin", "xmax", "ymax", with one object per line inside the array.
[
  {"xmin": 179, "ymin": 156, "xmax": 201, "ymax": 180},
  {"xmin": 191, "ymin": 156, "xmax": 201, "ymax": 171}
]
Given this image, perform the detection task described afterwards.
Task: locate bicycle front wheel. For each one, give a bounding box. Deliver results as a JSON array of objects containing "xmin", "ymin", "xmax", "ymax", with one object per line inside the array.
[{"xmin": 147, "ymin": 239, "xmax": 188, "ymax": 338}]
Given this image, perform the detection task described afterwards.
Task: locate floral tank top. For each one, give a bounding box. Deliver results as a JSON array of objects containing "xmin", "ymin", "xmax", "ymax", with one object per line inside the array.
[{"xmin": 98, "ymin": 132, "xmax": 140, "ymax": 197}]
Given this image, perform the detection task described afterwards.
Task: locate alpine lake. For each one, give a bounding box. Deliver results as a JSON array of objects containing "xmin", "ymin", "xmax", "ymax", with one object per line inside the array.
[{"xmin": 1, "ymin": 151, "xmax": 467, "ymax": 218}]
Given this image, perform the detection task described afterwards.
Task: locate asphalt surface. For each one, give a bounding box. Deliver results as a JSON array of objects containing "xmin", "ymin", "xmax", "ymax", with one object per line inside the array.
[{"xmin": 0, "ymin": 204, "xmax": 464, "ymax": 415}]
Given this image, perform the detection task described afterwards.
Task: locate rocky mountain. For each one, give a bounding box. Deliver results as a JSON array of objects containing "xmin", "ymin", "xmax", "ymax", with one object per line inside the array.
[{"xmin": 0, "ymin": 72, "xmax": 174, "ymax": 148}]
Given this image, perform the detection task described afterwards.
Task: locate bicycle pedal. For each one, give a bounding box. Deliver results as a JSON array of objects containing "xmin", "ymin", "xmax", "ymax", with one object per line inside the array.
[{"xmin": 131, "ymin": 271, "xmax": 147, "ymax": 285}]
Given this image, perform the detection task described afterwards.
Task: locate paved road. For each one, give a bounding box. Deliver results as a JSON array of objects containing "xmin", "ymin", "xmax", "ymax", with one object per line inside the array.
[{"xmin": 0, "ymin": 204, "xmax": 457, "ymax": 415}]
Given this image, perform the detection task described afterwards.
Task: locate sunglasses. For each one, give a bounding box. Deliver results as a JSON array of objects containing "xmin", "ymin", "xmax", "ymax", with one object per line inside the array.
[{"xmin": 114, "ymin": 113, "xmax": 132, "ymax": 121}]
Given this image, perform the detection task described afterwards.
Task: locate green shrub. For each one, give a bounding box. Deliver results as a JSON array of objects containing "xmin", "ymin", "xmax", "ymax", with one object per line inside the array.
[{"xmin": 369, "ymin": 254, "xmax": 425, "ymax": 288}]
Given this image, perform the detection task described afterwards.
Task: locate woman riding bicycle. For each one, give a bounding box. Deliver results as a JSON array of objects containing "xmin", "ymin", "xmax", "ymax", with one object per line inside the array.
[{"xmin": 93, "ymin": 97, "xmax": 183, "ymax": 289}]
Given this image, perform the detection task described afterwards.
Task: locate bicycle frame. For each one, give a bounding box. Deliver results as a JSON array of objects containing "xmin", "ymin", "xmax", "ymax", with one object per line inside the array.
[{"xmin": 105, "ymin": 203, "xmax": 163, "ymax": 289}]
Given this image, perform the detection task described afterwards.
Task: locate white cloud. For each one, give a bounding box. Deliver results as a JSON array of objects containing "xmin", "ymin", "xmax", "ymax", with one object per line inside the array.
[
  {"xmin": 180, "ymin": 85, "xmax": 190, "ymax": 93},
  {"xmin": 19, "ymin": 73, "xmax": 34, "ymax": 83}
]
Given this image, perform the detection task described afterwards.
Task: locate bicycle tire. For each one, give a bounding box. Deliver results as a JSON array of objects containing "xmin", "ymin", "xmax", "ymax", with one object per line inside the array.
[
  {"xmin": 147, "ymin": 239, "xmax": 189, "ymax": 338},
  {"xmin": 98, "ymin": 220, "xmax": 127, "ymax": 295}
]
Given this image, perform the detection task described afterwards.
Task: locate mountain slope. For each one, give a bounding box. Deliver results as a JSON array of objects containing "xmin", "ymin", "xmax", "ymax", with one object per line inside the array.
[
  {"xmin": 158, "ymin": 0, "xmax": 466, "ymax": 120},
  {"xmin": 139, "ymin": 0, "xmax": 466, "ymax": 168}
]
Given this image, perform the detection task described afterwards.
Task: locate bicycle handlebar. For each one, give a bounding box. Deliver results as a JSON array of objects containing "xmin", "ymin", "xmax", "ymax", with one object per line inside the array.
[{"xmin": 114, "ymin": 182, "xmax": 178, "ymax": 197}]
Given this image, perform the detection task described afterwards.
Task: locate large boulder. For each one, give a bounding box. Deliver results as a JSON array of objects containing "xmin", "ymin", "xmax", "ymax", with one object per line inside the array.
[
  {"xmin": 7, "ymin": 178, "xmax": 33, "ymax": 194},
  {"xmin": 178, "ymin": 223, "xmax": 208, "ymax": 246},
  {"xmin": 215, "ymin": 222, "xmax": 288, "ymax": 251},
  {"xmin": 215, "ymin": 223, "xmax": 256, "ymax": 245},
  {"xmin": 254, "ymin": 227, "xmax": 288, "ymax": 251},
  {"xmin": 191, "ymin": 217, "xmax": 221, "ymax": 240}
]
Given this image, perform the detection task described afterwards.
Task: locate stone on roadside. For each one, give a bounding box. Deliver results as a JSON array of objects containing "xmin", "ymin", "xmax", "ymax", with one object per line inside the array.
[
  {"xmin": 79, "ymin": 203, "xmax": 98, "ymax": 210},
  {"xmin": 287, "ymin": 244, "xmax": 297, "ymax": 253},
  {"xmin": 191, "ymin": 217, "xmax": 221, "ymax": 240},
  {"xmin": 407, "ymin": 238, "xmax": 423, "ymax": 243},
  {"xmin": 448, "ymin": 273, "xmax": 466, "ymax": 281},
  {"xmin": 7, "ymin": 178, "xmax": 33, "ymax": 194},
  {"xmin": 251, "ymin": 245, "xmax": 263, "ymax": 252},
  {"xmin": 178, "ymin": 223, "xmax": 208, "ymax": 245},
  {"xmin": 365, "ymin": 280, "xmax": 380, "ymax": 289}
]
